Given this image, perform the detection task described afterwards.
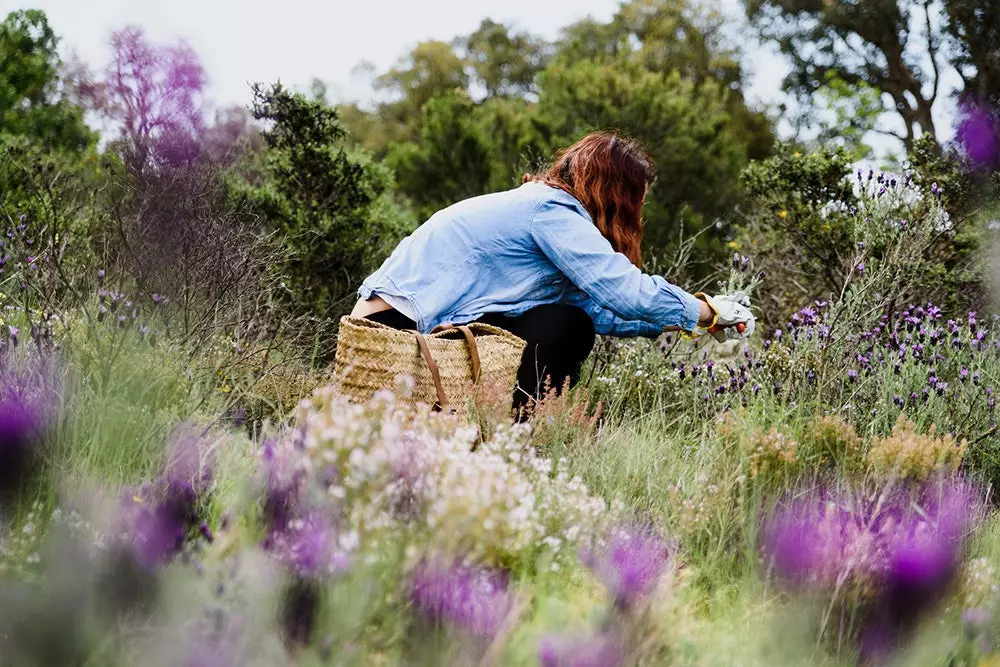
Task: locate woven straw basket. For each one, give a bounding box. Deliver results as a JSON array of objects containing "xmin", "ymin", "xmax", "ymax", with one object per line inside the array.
[{"xmin": 333, "ymin": 316, "xmax": 526, "ymax": 409}]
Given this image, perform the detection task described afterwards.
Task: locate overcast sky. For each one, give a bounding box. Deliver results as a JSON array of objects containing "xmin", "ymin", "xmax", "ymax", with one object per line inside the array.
[{"xmin": 10, "ymin": 0, "xmax": 962, "ymax": 161}]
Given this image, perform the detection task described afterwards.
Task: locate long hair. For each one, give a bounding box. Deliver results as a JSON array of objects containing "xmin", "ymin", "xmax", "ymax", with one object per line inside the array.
[{"xmin": 524, "ymin": 131, "xmax": 653, "ymax": 267}]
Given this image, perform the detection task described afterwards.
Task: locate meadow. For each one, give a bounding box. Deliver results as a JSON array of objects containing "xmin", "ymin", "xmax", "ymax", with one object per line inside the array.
[
  {"xmin": 2, "ymin": 157, "xmax": 1000, "ymax": 667},
  {"xmin": 4, "ymin": 4, "xmax": 1000, "ymax": 665}
]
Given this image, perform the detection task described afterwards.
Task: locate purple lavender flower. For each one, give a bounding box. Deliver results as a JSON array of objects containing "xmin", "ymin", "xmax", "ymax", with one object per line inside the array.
[
  {"xmin": 97, "ymin": 268, "xmax": 105, "ymax": 280},
  {"xmin": 122, "ymin": 423, "xmax": 216, "ymax": 567},
  {"xmin": 582, "ymin": 524, "xmax": 673, "ymax": 609},
  {"xmin": 0, "ymin": 389, "xmax": 44, "ymax": 499},
  {"xmin": 848, "ymin": 369, "xmax": 858, "ymax": 383},
  {"xmin": 957, "ymin": 103, "xmax": 999, "ymax": 168},
  {"xmin": 539, "ymin": 633, "xmax": 623, "ymax": 667},
  {"xmin": 772, "ymin": 483, "xmax": 970, "ymax": 581},
  {"xmin": 409, "ymin": 559, "xmax": 512, "ymax": 638},
  {"xmin": 856, "ymin": 262, "xmax": 866, "ymax": 275},
  {"xmin": 270, "ymin": 512, "xmax": 343, "ymax": 578}
]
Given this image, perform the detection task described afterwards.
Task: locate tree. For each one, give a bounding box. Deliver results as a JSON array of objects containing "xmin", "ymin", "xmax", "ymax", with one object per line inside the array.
[
  {"xmin": 459, "ymin": 19, "xmax": 550, "ymax": 99},
  {"xmin": 387, "ymin": 92, "xmax": 493, "ymax": 220},
  {"xmin": 0, "ymin": 10, "xmax": 95, "ymax": 151},
  {"xmin": 554, "ymin": 0, "xmax": 773, "ymax": 161},
  {"xmin": 370, "ymin": 41, "xmax": 469, "ymax": 152},
  {"xmin": 535, "ymin": 56, "xmax": 760, "ymax": 261},
  {"xmin": 237, "ymin": 83, "xmax": 414, "ymax": 318},
  {"xmin": 808, "ymin": 72, "xmax": 885, "ymax": 161},
  {"xmin": 96, "ymin": 26, "xmax": 208, "ymax": 173},
  {"xmin": 743, "ymin": 0, "xmax": 999, "ymax": 152},
  {"xmin": 944, "ymin": 0, "xmax": 1000, "ymax": 107}
]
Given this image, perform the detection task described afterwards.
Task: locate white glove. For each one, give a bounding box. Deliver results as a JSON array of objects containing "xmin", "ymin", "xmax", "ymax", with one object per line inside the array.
[{"xmin": 696, "ymin": 292, "xmax": 756, "ymax": 342}]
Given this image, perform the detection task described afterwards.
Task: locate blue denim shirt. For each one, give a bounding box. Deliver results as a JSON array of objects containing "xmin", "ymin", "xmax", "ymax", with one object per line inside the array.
[{"xmin": 358, "ymin": 181, "xmax": 703, "ymax": 337}]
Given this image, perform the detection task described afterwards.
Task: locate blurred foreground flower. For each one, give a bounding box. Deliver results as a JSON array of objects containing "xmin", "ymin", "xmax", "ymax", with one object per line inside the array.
[
  {"xmin": 0, "ymin": 390, "xmax": 44, "ymax": 502},
  {"xmin": 121, "ymin": 422, "xmax": 218, "ymax": 567},
  {"xmin": 0, "ymin": 353, "xmax": 56, "ymax": 506},
  {"xmin": 409, "ymin": 558, "xmax": 513, "ymax": 639},
  {"xmin": 581, "ymin": 523, "xmax": 673, "ymax": 610},
  {"xmin": 539, "ymin": 632, "xmax": 622, "ymax": 667},
  {"xmin": 957, "ymin": 103, "xmax": 999, "ymax": 168},
  {"xmin": 763, "ymin": 478, "xmax": 983, "ymax": 661}
]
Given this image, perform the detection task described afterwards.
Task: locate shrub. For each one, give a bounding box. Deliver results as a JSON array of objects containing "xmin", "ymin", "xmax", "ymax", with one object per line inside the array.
[{"xmin": 867, "ymin": 416, "xmax": 967, "ymax": 481}]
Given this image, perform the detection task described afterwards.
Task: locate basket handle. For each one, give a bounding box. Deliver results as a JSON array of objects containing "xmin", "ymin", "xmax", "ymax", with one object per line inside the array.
[
  {"xmin": 431, "ymin": 323, "xmax": 481, "ymax": 383},
  {"xmin": 412, "ymin": 331, "xmax": 449, "ymax": 409}
]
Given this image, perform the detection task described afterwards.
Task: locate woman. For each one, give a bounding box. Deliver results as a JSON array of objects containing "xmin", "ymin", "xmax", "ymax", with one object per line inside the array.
[{"xmin": 352, "ymin": 131, "xmax": 755, "ymax": 411}]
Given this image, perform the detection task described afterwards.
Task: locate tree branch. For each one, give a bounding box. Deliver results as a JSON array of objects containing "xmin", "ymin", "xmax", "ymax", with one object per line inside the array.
[{"xmin": 923, "ymin": 0, "xmax": 941, "ymax": 105}]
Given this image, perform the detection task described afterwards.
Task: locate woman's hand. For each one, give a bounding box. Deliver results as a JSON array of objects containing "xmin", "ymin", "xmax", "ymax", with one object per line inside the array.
[{"xmin": 696, "ymin": 292, "xmax": 755, "ymax": 341}]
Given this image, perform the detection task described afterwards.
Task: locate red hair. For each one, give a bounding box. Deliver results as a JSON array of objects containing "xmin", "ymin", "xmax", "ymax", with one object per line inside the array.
[{"xmin": 525, "ymin": 131, "xmax": 653, "ymax": 267}]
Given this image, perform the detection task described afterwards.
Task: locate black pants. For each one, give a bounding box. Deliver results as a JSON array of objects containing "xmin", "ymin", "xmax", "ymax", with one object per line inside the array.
[{"xmin": 365, "ymin": 304, "xmax": 596, "ymax": 414}]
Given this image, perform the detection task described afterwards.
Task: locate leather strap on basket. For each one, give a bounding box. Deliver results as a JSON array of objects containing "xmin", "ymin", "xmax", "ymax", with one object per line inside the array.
[
  {"xmin": 432, "ymin": 323, "xmax": 481, "ymax": 384},
  {"xmin": 412, "ymin": 331, "xmax": 448, "ymax": 409}
]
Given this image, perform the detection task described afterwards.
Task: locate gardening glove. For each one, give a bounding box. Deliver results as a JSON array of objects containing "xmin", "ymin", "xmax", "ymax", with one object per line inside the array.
[{"xmin": 695, "ymin": 292, "xmax": 755, "ymax": 342}]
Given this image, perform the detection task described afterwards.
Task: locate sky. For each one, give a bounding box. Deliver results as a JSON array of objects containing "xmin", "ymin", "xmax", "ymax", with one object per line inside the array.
[{"xmin": 8, "ymin": 0, "xmax": 964, "ymax": 162}]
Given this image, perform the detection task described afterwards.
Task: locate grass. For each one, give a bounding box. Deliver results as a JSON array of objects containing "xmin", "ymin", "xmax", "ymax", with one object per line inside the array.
[{"xmin": 2, "ymin": 293, "xmax": 1000, "ymax": 665}]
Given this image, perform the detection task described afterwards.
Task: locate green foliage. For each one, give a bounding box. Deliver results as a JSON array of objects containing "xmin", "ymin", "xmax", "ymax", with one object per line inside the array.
[
  {"xmin": 386, "ymin": 93, "xmax": 493, "ymax": 221},
  {"xmin": 341, "ymin": 0, "xmax": 773, "ymax": 274},
  {"xmin": 238, "ymin": 83, "xmax": 414, "ymax": 318},
  {"xmin": 536, "ymin": 57, "xmax": 753, "ymax": 259},
  {"xmin": 0, "ymin": 10, "xmax": 95, "ymax": 153},
  {"xmin": 0, "ymin": 10, "xmax": 97, "ymax": 225},
  {"xmin": 460, "ymin": 19, "xmax": 550, "ymax": 99},
  {"xmin": 810, "ymin": 72, "xmax": 884, "ymax": 161},
  {"xmin": 744, "ymin": 0, "xmax": 1000, "ymax": 153}
]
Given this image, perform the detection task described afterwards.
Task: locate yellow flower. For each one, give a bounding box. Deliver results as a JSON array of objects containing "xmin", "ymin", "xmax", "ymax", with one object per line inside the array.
[
  {"xmin": 778, "ymin": 210, "xmax": 789, "ymax": 219},
  {"xmin": 793, "ymin": 151, "xmax": 802, "ymax": 158},
  {"xmin": 727, "ymin": 240, "xmax": 741, "ymax": 250}
]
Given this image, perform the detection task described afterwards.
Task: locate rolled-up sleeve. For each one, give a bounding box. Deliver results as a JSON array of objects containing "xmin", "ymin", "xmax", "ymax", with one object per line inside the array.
[{"xmin": 531, "ymin": 199, "xmax": 703, "ymax": 333}]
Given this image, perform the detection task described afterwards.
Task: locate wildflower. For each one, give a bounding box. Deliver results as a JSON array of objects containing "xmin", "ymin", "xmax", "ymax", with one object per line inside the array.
[
  {"xmin": 409, "ymin": 559, "xmax": 512, "ymax": 638},
  {"xmin": 582, "ymin": 524, "xmax": 672, "ymax": 609},
  {"xmin": 539, "ymin": 633, "xmax": 622, "ymax": 667},
  {"xmin": 848, "ymin": 369, "xmax": 858, "ymax": 383},
  {"xmin": 280, "ymin": 576, "xmax": 322, "ymax": 649},
  {"xmin": 97, "ymin": 269, "xmax": 105, "ymax": 281},
  {"xmin": 124, "ymin": 423, "xmax": 217, "ymax": 567},
  {"xmin": 0, "ymin": 389, "xmax": 45, "ymax": 500},
  {"xmin": 778, "ymin": 210, "xmax": 789, "ymax": 219},
  {"xmin": 956, "ymin": 103, "xmax": 999, "ymax": 167},
  {"xmin": 270, "ymin": 512, "xmax": 342, "ymax": 578}
]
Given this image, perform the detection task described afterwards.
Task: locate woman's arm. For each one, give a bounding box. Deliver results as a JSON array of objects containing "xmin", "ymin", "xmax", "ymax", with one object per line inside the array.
[
  {"xmin": 531, "ymin": 199, "xmax": 710, "ymax": 333},
  {"xmin": 564, "ymin": 290, "xmax": 714, "ymax": 338}
]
